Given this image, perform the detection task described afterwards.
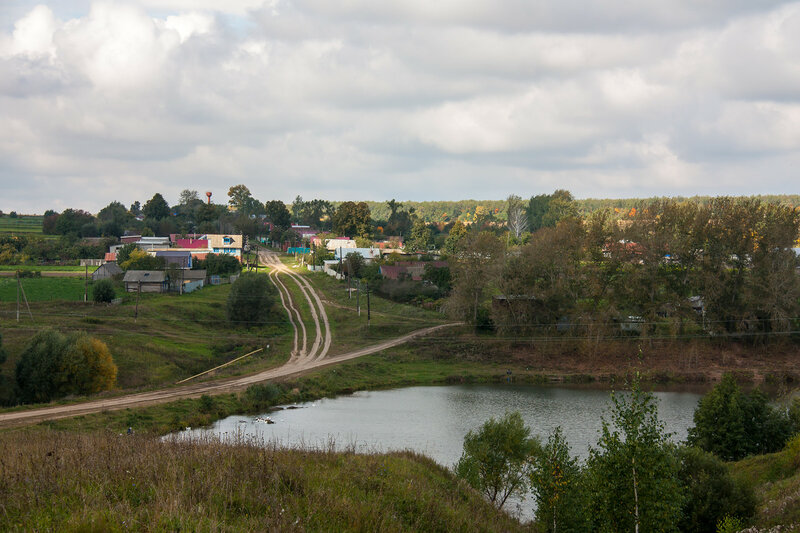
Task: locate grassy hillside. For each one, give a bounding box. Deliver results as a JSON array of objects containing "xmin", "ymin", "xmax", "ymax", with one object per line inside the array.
[
  {"xmin": 732, "ymin": 434, "xmax": 800, "ymax": 529},
  {"xmin": 0, "ymin": 430, "xmax": 525, "ymax": 532}
]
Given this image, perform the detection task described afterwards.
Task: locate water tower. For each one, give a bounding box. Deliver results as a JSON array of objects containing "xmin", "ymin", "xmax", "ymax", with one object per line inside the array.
[{"xmin": 205, "ymin": 191, "xmax": 212, "ymax": 204}]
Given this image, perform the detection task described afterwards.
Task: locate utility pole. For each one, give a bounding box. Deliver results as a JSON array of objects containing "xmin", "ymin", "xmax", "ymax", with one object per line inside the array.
[
  {"xmin": 16, "ymin": 271, "xmax": 20, "ymax": 322},
  {"xmin": 84, "ymin": 264, "xmax": 88, "ymax": 302},
  {"xmin": 357, "ymin": 279, "xmax": 361, "ymax": 316},
  {"xmin": 135, "ymin": 280, "xmax": 141, "ymax": 321},
  {"xmin": 366, "ymin": 283, "xmax": 371, "ymax": 325}
]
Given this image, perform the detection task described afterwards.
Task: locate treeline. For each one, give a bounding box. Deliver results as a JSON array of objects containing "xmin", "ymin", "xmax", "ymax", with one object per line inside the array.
[
  {"xmin": 445, "ymin": 197, "xmax": 800, "ymax": 341},
  {"xmin": 456, "ymin": 375, "xmax": 800, "ymax": 532}
]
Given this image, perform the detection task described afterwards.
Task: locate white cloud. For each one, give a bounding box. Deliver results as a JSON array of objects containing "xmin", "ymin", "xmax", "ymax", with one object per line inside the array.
[{"xmin": 1, "ymin": 1, "xmax": 800, "ymax": 213}]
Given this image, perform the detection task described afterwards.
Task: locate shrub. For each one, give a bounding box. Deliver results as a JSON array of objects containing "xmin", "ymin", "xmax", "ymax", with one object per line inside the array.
[
  {"xmin": 677, "ymin": 446, "xmax": 755, "ymax": 533},
  {"xmin": 93, "ymin": 279, "xmax": 115, "ymax": 303},
  {"xmin": 15, "ymin": 329, "xmax": 117, "ymax": 403},
  {"xmin": 688, "ymin": 373, "xmax": 794, "ymax": 461}
]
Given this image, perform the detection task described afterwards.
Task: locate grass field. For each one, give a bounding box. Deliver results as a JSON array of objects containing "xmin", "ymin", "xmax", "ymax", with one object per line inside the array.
[
  {"xmin": 0, "ymin": 277, "xmax": 87, "ymax": 302},
  {"xmin": 0, "ymin": 215, "xmax": 43, "ymax": 234},
  {"xmin": 0, "ymin": 265, "xmax": 85, "ymax": 272}
]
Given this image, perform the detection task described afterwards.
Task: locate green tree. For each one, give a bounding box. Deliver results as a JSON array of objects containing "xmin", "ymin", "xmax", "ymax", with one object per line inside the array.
[
  {"xmin": 195, "ymin": 253, "xmax": 242, "ymax": 276},
  {"xmin": 332, "ymin": 201, "xmax": 372, "ymax": 238},
  {"xmin": 454, "ymin": 411, "xmax": 539, "ymax": 509},
  {"xmin": 687, "ymin": 373, "xmax": 794, "ymax": 461},
  {"xmin": 528, "ymin": 193, "xmax": 551, "ymax": 232},
  {"xmin": 443, "ymin": 220, "xmax": 468, "ymax": 255},
  {"xmin": 15, "ymin": 329, "xmax": 116, "ymax": 403},
  {"xmin": 116, "ymin": 243, "xmax": 138, "ymax": 265},
  {"xmin": 585, "ymin": 378, "xmax": 684, "ymax": 532},
  {"xmin": 447, "ymin": 231, "xmax": 504, "ymax": 324},
  {"xmin": 15, "ymin": 329, "xmax": 70, "ymax": 403},
  {"xmin": 228, "ymin": 184, "xmax": 256, "ymax": 214},
  {"xmin": 530, "ymin": 426, "xmax": 585, "ymax": 532},
  {"xmin": 92, "ymin": 279, "xmax": 115, "ymax": 303},
  {"xmin": 142, "ymin": 193, "xmax": 170, "ymax": 220},
  {"xmin": 405, "ymin": 219, "xmax": 432, "ymax": 252},
  {"xmin": 265, "ymin": 200, "xmax": 291, "ymax": 231},
  {"xmin": 676, "ymin": 446, "xmax": 755, "ymax": 533},
  {"xmin": 97, "ymin": 201, "xmax": 131, "ymax": 238},
  {"xmin": 226, "ymin": 273, "xmax": 278, "ymax": 327},
  {"xmin": 542, "ymin": 189, "xmax": 578, "ymax": 228}
]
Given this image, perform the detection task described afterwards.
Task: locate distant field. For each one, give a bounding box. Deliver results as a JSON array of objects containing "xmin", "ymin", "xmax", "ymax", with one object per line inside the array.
[
  {"xmin": 0, "ymin": 277, "xmax": 86, "ymax": 302},
  {"xmin": 0, "ymin": 265, "xmax": 85, "ymax": 272},
  {"xmin": 0, "ymin": 216, "xmax": 43, "ymax": 234}
]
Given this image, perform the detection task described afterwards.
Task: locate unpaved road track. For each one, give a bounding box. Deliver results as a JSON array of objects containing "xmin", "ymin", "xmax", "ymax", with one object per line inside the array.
[{"xmin": 0, "ymin": 252, "xmax": 456, "ymax": 428}]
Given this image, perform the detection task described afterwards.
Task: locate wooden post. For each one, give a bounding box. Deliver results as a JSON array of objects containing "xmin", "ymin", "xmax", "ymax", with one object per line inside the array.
[
  {"xmin": 16, "ymin": 271, "xmax": 20, "ymax": 322},
  {"xmin": 366, "ymin": 283, "xmax": 370, "ymax": 325},
  {"xmin": 357, "ymin": 279, "xmax": 361, "ymax": 316},
  {"xmin": 84, "ymin": 264, "xmax": 88, "ymax": 302}
]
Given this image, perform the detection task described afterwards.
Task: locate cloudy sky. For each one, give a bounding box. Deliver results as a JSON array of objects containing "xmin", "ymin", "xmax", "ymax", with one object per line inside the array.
[{"xmin": 2, "ymin": 1, "xmax": 800, "ymax": 213}]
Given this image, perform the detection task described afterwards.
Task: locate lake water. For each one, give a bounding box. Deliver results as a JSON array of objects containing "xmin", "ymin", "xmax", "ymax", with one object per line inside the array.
[{"xmin": 175, "ymin": 383, "xmax": 702, "ymax": 519}]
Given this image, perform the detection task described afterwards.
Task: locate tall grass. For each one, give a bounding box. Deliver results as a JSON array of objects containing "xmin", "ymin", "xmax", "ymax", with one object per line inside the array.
[{"xmin": 0, "ymin": 430, "xmax": 525, "ymax": 531}]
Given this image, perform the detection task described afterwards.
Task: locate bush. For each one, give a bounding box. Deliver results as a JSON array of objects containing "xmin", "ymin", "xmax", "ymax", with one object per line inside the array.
[
  {"xmin": 93, "ymin": 279, "xmax": 115, "ymax": 303},
  {"xmin": 677, "ymin": 446, "xmax": 755, "ymax": 533},
  {"xmin": 15, "ymin": 329, "xmax": 117, "ymax": 403},
  {"xmin": 243, "ymin": 383, "xmax": 282, "ymax": 409},
  {"xmin": 688, "ymin": 373, "xmax": 794, "ymax": 461},
  {"xmin": 226, "ymin": 273, "xmax": 278, "ymax": 327}
]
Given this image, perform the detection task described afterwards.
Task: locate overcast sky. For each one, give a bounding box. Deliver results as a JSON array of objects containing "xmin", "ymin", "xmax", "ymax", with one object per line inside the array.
[{"xmin": 2, "ymin": 1, "xmax": 800, "ymax": 214}]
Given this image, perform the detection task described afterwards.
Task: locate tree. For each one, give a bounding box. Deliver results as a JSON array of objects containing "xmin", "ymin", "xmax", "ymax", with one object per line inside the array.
[
  {"xmin": 585, "ymin": 378, "xmax": 684, "ymax": 532},
  {"xmin": 226, "ymin": 273, "xmax": 278, "ymax": 327},
  {"xmin": 405, "ymin": 219, "xmax": 432, "ymax": 252},
  {"xmin": 291, "ymin": 195, "xmax": 305, "ymax": 224},
  {"xmin": 447, "ymin": 231, "xmax": 504, "ymax": 324},
  {"xmin": 130, "ymin": 201, "xmax": 141, "ymax": 216},
  {"xmin": 15, "ymin": 329, "xmax": 116, "ymax": 403},
  {"xmin": 15, "ymin": 329, "xmax": 71, "ymax": 403},
  {"xmin": 676, "ymin": 446, "xmax": 755, "ymax": 533},
  {"xmin": 265, "ymin": 200, "xmax": 291, "ymax": 231},
  {"xmin": 54, "ymin": 209, "xmax": 95, "ymax": 236},
  {"xmin": 342, "ymin": 252, "xmax": 365, "ymax": 279},
  {"xmin": 194, "ymin": 253, "xmax": 241, "ymax": 276},
  {"xmin": 687, "ymin": 373, "xmax": 794, "ymax": 461},
  {"xmin": 0, "ymin": 332, "xmax": 16, "ymax": 406},
  {"xmin": 116, "ymin": 243, "xmax": 138, "ymax": 265},
  {"xmin": 142, "ymin": 193, "xmax": 170, "ymax": 220},
  {"xmin": 179, "ymin": 189, "xmax": 199, "ymax": 206},
  {"xmin": 120, "ymin": 249, "xmax": 165, "ymax": 271},
  {"xmin": 530, "ymin": 427, "xmax": 585, "ymax": 532},
  {"xmin": 332, "ymin": 201, "xmax": 372, "ymax": 238},
  {"xmin": 443, "ymin": 220, "xmax": 467, "ymax": 255},
  {"xmin": 228, "ymin": 184, "xmax": 256, "ymax": 213},
  {"xmin": 58, "ymin": 336, "xmax": 117, "ymax": 396},
  {"xmin": 454, "ymin": 411, "xmax": 539, "ymax": 509},
  {"xmin": 93, "ymin": 279, "xmax": 115, "ymax": 303},
  {"xmin": 528, "ymin": 194, "xmax": 551, "ymax": 232},
  {"xmin": 97, "ymin": 201, "xmax": 130, "ymax": 238},
  {"xmin": 506, "ymin": 195, "xmax": 529, "ymax": 239}
]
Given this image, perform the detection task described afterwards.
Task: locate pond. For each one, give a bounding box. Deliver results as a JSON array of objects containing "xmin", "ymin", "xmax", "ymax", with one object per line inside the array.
[{"xmin": 175, "ymin": 383, "xmax": 702, "ymax": 519}]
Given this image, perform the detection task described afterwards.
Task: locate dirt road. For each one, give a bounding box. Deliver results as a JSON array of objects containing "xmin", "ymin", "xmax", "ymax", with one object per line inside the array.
[
  {"xmin": 0, "ymin": 324, "xmax": 455, "ymax": 428},
  {"xmin": 0, "ymin": 252, "xmax": 456, "ymax": 428}
]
